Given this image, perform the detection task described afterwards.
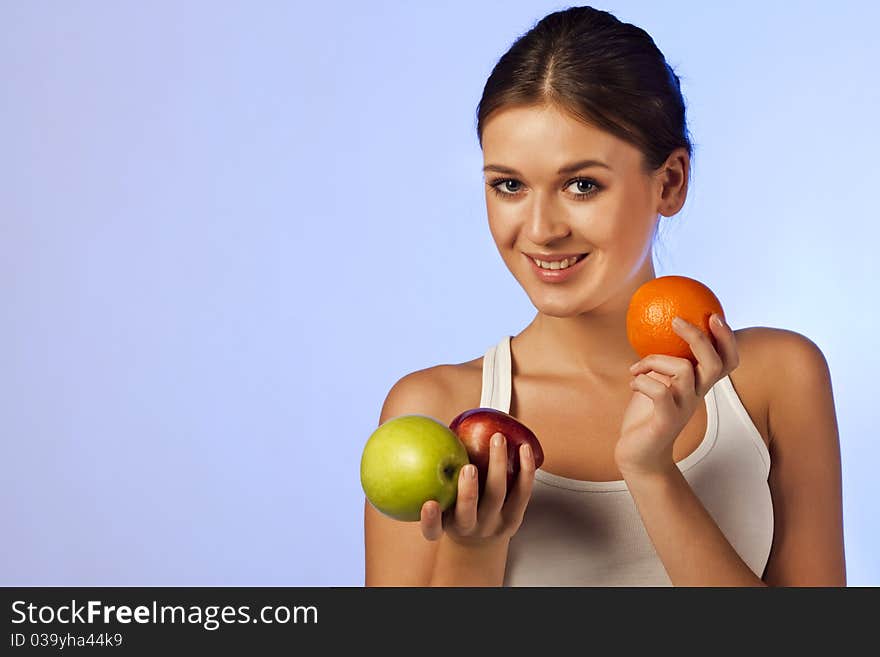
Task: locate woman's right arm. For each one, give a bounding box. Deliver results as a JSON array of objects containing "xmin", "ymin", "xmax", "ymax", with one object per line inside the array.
[{"xmin": 364, "ymin": 367, "xmax": 535, "ymax": 587}]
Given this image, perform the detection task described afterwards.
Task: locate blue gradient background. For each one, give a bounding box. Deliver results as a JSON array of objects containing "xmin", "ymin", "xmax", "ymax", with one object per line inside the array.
[{"xmin": 2, "ymin": 1, "xmax": 877, "ymax": 586}]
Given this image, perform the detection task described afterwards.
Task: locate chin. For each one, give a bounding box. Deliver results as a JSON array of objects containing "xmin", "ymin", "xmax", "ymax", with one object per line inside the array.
[
  {"xmin": 537, "ymin": 305, "xmax": 585, "ymax": 318},
  {"xmin": 527, "ymin": 290, "xmax": 587, "ymax": 317}
]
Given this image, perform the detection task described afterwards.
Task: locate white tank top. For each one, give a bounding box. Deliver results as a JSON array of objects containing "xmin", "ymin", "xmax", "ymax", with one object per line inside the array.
[{"xmin": 479, "ymin": 335, "xmax": 774, "ymax": 586}]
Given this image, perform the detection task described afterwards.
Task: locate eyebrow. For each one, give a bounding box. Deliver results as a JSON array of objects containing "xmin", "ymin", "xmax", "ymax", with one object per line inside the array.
[{"xmin": 482, "ymin": 159, "xmax": 611, "ymax": 176}]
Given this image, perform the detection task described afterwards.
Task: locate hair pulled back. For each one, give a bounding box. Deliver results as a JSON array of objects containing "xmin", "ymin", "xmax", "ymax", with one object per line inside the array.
[{"xmin": 476, "ymin": 6, "xmax": 693, "ymax": 175}]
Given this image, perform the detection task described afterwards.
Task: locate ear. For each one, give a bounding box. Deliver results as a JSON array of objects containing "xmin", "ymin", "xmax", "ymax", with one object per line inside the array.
[{"xmin": 655, "ymin": 147, "xmax": 690, "ymax": 217}]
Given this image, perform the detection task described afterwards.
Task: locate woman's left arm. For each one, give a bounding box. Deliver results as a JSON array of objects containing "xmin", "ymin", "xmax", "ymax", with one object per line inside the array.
[
  {"xmin": 759, "ymin": 331, "xmax": 846, "ymax": 586},
  {"xmin": 620, "ymin": 322, "xmax": 846, "ymax": 586}
]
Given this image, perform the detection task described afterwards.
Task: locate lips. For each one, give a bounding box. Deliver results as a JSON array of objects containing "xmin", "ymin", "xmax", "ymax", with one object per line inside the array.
[
  {"xmin": 523, "ymin": 252, "xmax": 589, "ymax": 262},
  {"xmin": 528, "ymin": 253, "xmax": 588, "ymax": 269},
  {"xmin": 524, "ymin": 252, "xmax": 590, "ymax": 282}
]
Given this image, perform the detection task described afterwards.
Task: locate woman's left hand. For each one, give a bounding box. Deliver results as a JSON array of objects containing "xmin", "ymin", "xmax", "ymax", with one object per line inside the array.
[{"xmin": 615, "ymin": 313, "xmax": 739, "ymax": 479}]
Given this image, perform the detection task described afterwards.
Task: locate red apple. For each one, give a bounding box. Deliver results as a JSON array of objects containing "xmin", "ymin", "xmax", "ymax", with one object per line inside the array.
[{"xmin": 448, "ymin": 408, "xmax": 544, "ymax": 497}]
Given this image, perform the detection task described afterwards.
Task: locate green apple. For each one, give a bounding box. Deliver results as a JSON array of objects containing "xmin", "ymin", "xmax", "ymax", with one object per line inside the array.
[{"xmin": 360, "ymin": 414, "xmax": 470, "ymax": 522}]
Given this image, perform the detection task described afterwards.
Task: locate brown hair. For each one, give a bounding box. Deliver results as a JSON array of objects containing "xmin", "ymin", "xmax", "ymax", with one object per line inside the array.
[
  {"xmin": 475, "ymin": 6, "xmax": 694, "ymax": 265},
  {"xmin": 475, "ymin": 5, "xmax": 694, "ymax": 174}
]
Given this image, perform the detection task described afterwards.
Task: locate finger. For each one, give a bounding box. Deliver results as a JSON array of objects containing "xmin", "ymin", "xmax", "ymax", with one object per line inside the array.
[
  {"xmin": 631, "ymin": 372, "xmax": 679, "ymax": 422},
  {"xmin": 709, "ymin": 313, "xmax": 739, "ymax": 372},
  {"xmin": 645, "ymin": 370, "xmax": 685, "ymax": 404},
  {"xmin": 502, "ymin": 442, "xmax": 537, "ymax": 527},
  {"xmin": 478, "ymin": 433, "xmax": 508, "ymax": 523},
  {"xmin": 420, "ymin": 500, "xmax": 443, "ymax": 541},
  {"xmin": 629, "ymin": 354, "xmax": 694, "ymax": 392},
  {"xmin": 453, "ymin": 464, "xmax": 479, "ymax": 535},
  {"xmin": 671, "ymin": 316, "xmax": 724, "ymax": 394}
]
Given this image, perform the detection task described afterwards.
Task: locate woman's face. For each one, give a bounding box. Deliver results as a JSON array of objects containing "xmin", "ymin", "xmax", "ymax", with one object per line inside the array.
[{"xmin": 481, "ymin": 103, "xmax": 674, "ymax": 318}]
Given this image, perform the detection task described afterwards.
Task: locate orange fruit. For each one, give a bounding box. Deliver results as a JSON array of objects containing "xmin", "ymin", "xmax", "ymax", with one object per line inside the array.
[{"xmin": 626, "ymin": 275, "xmax": 725, "ymax": 364}]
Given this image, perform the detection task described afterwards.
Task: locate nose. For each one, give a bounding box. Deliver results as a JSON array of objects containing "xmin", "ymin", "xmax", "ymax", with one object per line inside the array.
[{"xmin": 525, "ymin": 193, "xmax": 571, "ymax": 244}]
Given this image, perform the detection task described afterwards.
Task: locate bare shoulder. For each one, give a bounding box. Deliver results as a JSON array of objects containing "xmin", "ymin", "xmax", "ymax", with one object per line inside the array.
[
  {"xmin": 733, "ymin": 326, "xmax": 830, "ymax": 384},
  {"xmin": 734, "ymin": 325, "xmax": 828, "ymax": 359},
  {"xmin": 381, "ymin": 362, "xmax": 479, "ymax": 427},
  {"xmin": 732, "ymin": 326, "xmax": 833, "ymax": 444}
]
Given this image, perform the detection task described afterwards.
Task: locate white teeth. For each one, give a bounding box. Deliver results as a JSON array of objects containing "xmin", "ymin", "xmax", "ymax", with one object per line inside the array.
[{"xmin": 531, "ymin": 255, "xmax": 584, "ymax": 270}]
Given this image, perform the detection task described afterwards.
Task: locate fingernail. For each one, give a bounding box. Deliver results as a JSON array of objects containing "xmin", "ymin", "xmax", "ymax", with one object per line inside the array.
[
  {"xmin": 522, "ymin": 444, "xmax": 532, "ymax": 459},
  {"xmin": 713, "ymin": 314, "xmax": 724, "ymax": 328},
  {"xmin": 629, "ymin": 362, "xmax": 639, "ymax": 372},
  {"xmin": 672, "ymin": 316, "xmax": 684, "ymax": 329},
  {"xmin": 467, "ymin": 465, "xmax": 476, "ymax": 479},
  {"xmin": 492, "ymin": 433, "xmax": 503, "ymax": 447}
]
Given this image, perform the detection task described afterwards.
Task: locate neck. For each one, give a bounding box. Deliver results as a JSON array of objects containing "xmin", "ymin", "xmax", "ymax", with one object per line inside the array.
[
  {"xmin": 513, "ymin": 268, "xmax": 655, "ymax": 381},
  {"xmin": 516, "ymin": 312, "xmax": 636, "ymax": 379}
]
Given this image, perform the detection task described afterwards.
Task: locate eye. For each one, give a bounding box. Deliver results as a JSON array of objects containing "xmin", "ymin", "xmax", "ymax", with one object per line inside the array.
[
  {"xmin": 489, "ymin": 179, "xmax": 522, "ymax": 195},
  {"xmin": 568, "ymin": 179, "xmax": 598, "ymax": 195},
  {"xmin": 487, "ymin": 177, "xmax": 602, "ymax": 200}
]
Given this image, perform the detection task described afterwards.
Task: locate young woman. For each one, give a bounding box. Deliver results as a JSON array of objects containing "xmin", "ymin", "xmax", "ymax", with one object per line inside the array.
[{"xmin": 364, "ymin": 6, "xmax": 846, "ymax": 586}]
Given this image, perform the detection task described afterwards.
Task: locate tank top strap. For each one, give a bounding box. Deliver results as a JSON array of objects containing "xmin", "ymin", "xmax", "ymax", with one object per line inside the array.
[
  {"xmin": 479, "ymin": 336, "xmax": 512, "ymax": 412},
  {"xmin": 714, "ymin": 374, "xmax": 772, "ymax": 479}
]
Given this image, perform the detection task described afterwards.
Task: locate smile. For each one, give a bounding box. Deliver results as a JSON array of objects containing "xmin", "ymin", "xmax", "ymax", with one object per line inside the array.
[
  {"xmin": 524, "ymin": 252, "xmax": 590, "ymax": 283},
  {"xmin": 530, "ymin": 254, "xmax": 587, "ymax": 270}
]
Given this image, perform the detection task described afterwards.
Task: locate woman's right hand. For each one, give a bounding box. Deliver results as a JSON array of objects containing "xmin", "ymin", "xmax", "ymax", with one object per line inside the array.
[{"xmin": 419, "ymin": 432, "xmax": 537, "ymax": 546}]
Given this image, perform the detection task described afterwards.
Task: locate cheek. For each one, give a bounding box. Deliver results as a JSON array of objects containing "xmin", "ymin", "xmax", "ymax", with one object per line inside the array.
[
  {"xmin": 594, "ymin": 199, "xmax": 655, "ymax": 254},
  {"xmin": 605, "ymin": 220, "xmax": 642, "ymax": 252},
  {"xmin": 486, "ymin": 208, "xmax": 517, "ymax": 246}
]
